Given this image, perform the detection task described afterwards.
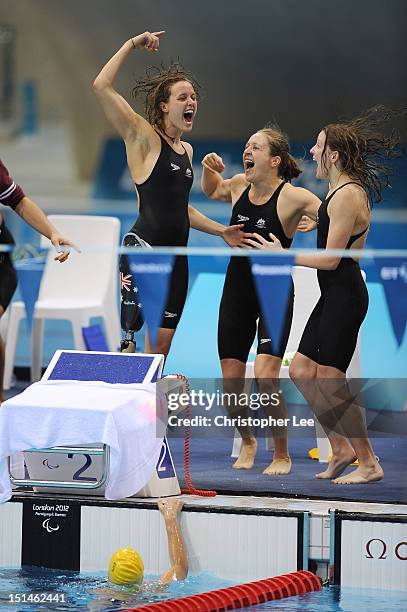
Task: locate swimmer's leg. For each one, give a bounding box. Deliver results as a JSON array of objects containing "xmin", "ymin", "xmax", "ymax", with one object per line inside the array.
[{"xmin": 254, "ymin": 354, "xmax": 291, "ymax": 476}]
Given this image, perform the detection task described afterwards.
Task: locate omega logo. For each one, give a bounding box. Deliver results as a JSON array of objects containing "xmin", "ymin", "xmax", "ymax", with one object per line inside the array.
[{"xmin": 365, "ymin": 538, "xmax": 407, "ymax": 560}]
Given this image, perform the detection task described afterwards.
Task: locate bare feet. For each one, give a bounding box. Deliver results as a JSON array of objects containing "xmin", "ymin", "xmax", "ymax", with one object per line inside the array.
[
  {"xmin": 333, "ymin": 463, "xmax": 384, "ymax": 484},
  {"xmin": 232, "ymin": 438, "xmax": 257, "ymax": 469},
  {"xmin": 263, "ymin": 456, "xmax": 292, "ymax": 476},
  {"xmin": 315, "ymin": 452, "xmax": 356, "ymax": 480}
]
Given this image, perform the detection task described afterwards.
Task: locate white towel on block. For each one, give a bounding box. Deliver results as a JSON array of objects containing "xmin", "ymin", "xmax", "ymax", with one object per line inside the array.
[{"xmin": 0, "ymin": 380, "xmax": 167, "ymax": 503}]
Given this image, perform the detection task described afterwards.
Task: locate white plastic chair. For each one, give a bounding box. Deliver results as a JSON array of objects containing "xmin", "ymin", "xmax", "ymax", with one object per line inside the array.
[
  {"xmin": 233, "ymin": 266, "xmax": 365, "ymax": 462},
  {"xmin": 3, "ymin": 215, "xmax": 121, "ymax": 388}
]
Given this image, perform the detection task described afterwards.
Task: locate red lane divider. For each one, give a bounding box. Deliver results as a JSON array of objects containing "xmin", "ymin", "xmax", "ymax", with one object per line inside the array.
[
  {"xmin": 123, "ymin": 570, "xmax": 321, "ymax": 611},
  {"xmin": 166, "ymin": 374, "xmax": 216, "ymax": 497}
]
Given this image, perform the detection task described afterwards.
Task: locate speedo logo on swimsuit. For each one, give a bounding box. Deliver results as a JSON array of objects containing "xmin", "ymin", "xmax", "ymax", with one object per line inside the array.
[
  {"xmin": 237, "ymin": 215, "xmax": 249, "ymax": 222},
  {"xmin": 260, "ymin": 338, "xmax": 271, "ymax": 344},
  {"xmin": 185, "ymin": 168, "xmax": 192, "ymax": 177},
  {"xmin": 255, "ymin": 218, "xmax": 266, "ymax": 229},
  {"xmin": 170, "ymin": 163, "xmax": 180, "ymax": 171},
  {"xmin": 164, "ymin": 311, "xmax": 178, "ymax": 318}
]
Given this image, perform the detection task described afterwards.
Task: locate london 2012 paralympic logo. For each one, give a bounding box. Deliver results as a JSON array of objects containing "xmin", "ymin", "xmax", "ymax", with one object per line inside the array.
[
  {"xmin": 365, "ymin": 538, "xmax": 407, "ymax": 560},
  {"xmin": 42, "ymin": 518, "xmax": 60, "ymax": 533}
]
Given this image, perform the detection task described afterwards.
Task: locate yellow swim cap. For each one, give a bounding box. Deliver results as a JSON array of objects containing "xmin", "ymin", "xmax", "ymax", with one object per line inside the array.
[{"xmin": 108, "ymin": 547, "xmax": 144, "ymax": 588}]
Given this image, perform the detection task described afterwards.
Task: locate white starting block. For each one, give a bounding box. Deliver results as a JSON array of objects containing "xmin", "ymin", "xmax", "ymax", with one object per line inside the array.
[{"xmin": 7, "ymin": 350, "xmax": 180, "ymax": 498}]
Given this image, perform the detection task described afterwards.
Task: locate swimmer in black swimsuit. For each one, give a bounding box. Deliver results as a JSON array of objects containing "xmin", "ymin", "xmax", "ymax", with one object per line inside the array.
[
  {"xmin": 0, "ymin": 158, "xmax": 76, "ymax": 402},
  {"xmin": 249, "ymin": 107, "xmax": 404, "ymax": 484},
  {"xmin": 94, "ymin": 31, "xmax": 250, "ymax": 357},
  {"xmin": 202, "ymin": 126, "xmax": 320, "ymax": 475}
]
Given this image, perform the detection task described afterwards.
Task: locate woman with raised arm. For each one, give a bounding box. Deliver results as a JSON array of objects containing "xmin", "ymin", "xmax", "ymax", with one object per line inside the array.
[
  {"xmin": 93, "ymin": 31, "xmax": 248, "ymax": 357},
  {"xmin": 202, "ymin": 126, "xmax": 320, "ymax": 475},
  {"xmin": 248, "ymin": 107, "xmax": 403, "ymax": 484}
]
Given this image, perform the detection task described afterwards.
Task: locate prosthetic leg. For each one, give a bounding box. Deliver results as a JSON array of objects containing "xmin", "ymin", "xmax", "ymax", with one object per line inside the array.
[{"xmin": 120, "ymin": 232, "xmax": 151, "ymax": 353}]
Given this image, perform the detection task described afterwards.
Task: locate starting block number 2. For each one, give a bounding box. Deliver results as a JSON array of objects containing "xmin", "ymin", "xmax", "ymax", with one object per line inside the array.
[
  {"xmin": 51, "ymin": 438, "xmax": 175, "ymax": 483},
  {"xmin": 67, "ymin": 453, "xmax": 97, "ymax": 482},
  {"xmin": 156, "ymin": 438, "xmax": 176, "ymax": 479}
]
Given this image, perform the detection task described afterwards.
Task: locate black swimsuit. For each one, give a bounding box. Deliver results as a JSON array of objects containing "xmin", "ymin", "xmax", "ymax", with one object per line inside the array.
[
  {"xmin": 218, "ymin": 182, "xmax": 294, "ymax": 362},
  {"xmin": 297, "ymin": 182, "xmax": 369, "ymax": 373},
  {"xmin": 120, "ymin": 134, "xmax": 193, "ymax": 332}
]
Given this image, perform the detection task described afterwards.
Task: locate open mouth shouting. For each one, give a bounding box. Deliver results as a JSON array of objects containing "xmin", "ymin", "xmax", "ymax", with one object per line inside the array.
[
  {"xmin": 244, "ymin": 158, "xmax": 255, "ymax": 172},
  {"xmin": 183, "ymin": 109, "xmax": 194, "ymax": 127}
]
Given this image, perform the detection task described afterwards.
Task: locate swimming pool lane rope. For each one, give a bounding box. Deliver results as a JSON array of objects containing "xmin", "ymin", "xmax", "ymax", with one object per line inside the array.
[{"xmin": 125, "ymin": 570, "xmax": 321, "ymax": 611}]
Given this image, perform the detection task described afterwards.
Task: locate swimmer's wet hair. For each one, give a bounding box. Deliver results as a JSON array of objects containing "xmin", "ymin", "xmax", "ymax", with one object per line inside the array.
[
  {"xmin": 260, "ymin": 122, "xmax": 302, "ymax": 181},
  {"xmin": 132, "ymin": 61, "xmax": 200, "ymax": 130},
  {"xmin": 322, "ymin": 105, "xmax": 406, "ymax": 204}
]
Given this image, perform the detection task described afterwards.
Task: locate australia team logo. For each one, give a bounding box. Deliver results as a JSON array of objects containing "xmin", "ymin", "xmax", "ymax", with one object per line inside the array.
[{"xmin": 255, "ymin": 218, "xmax": 266, "ymax": 229}]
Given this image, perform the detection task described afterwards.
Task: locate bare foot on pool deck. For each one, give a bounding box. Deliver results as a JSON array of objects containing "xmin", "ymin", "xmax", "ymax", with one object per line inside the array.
[
  {"xmin": 263, "ymin": 456, "xmax": 292, "ymax": 476},
  {"xmin": 333, "ymin": 463, "xmax": 384, "ymax": 484},
  {"xmin": 315, "ymin": 452, "xmax": 357, "ymax": 480},
  {"xmin": 232, "ymin": 438, "xmax": 257, "ymax": 469}
]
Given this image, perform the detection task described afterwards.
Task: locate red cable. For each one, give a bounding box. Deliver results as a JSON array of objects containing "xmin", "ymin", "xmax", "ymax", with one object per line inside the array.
[
  {"xmin": 123, "ymin": 570, "xmax": 322, "ymax": 611},
  {"xmin": 166, "ymin": 375, "xmax": 216, "ymax": 497}
]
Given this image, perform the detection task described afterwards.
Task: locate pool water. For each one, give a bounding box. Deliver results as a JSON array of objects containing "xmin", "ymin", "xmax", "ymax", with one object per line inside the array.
[
  {"xmin": 0, "ymin": 567, "xmax": 232, "ymax": 611},
  {"xmin": 1, "ymin": 567, "xmax": 407, "ymax": 611},
  {"xmin": 247, "ymin": 586, "xmax": 407, "ymax": 611}
]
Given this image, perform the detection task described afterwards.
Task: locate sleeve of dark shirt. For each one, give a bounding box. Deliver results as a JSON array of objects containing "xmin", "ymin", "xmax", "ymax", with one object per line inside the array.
[{"xmin": 0, "ymin": 159, "xmax": 26, "ymax": 210}]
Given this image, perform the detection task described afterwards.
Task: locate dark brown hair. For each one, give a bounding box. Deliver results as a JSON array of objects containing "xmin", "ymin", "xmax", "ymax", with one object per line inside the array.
[
  {"xmin": 322, "ymin": 106, "xmax": 405, "ymax": 203},
  {"xmin": 259, "ymin": 124, "xmax": 302, "ymax": 181},
  {"xmin": 132, "ymin": 62, "xmax": 200, "ymax": 130}
]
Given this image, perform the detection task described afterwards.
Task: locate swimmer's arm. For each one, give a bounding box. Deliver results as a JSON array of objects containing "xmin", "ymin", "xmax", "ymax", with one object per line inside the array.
[
  {"xmin": 158, "ymin": 500, "xmax": 188, "ymax": 584},
  {"xmin": 296, "ymin": 189, "xmax": 320, "ymax": 232},
  {"xmin": 201, "ymin": 153, "xmax": 232, "ymax": 202},
  {"xmin": 291, "ymin": 187, "xmax": 320, "ymax": 222},
  {"xmin": 296, "ymin": 190, "xmax": 358, "ymax": 270},
  {"xmin": 93, "ymin": 32, "xmax": 164, "ymax": 141},
  {"xmin": 188, "ymin": 205, "xmax": 227, "ymax": 235},
  {"xmin": 188, "ymin": 206, "xmax": 251, "ymax": 246}
]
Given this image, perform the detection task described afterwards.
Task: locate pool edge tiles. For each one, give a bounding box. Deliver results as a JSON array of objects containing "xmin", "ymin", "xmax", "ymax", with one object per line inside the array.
[
  {"xmin": 334, "ymin": 510, "xmax": 407, "ymax": 591},
  {"xmin": 3, "ymin": 492, "xmax": 407, "ymax": 590},
  {"xmin": 3, "ymin": 494, "xmax": 307, "ymax": 583},
  {"xmin": 0, "ymin": 502, "xmax": 22, "ymax": 566}
]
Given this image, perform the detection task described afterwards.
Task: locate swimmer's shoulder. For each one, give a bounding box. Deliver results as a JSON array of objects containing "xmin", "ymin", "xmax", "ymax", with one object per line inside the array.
[{"xmin": 230, "ymin": 173, "xmax": 248, "ymax": 200}]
